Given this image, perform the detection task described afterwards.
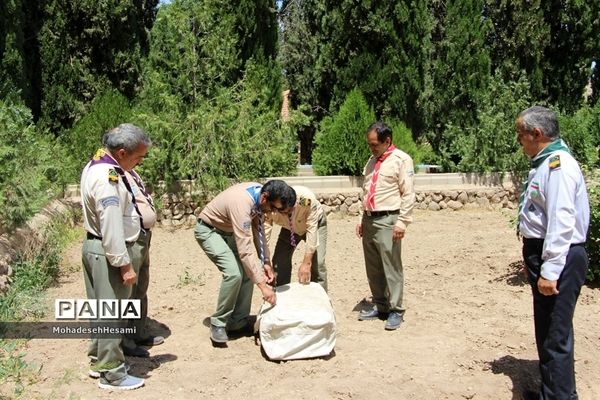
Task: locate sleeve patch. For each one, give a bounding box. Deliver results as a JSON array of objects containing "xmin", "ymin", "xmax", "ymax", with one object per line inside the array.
[
  {"xmin": 242, "ymin": 221, "xmax": 252, "ymax": 231},
  {"xmin": 548, "ymin": 155, "xmax": 561, "ymax": 170},
  {"xmin": 100, "ymin": 196, "xmax": 120, "ymax": 208},
  {"xmin": 299, "ymin": 197, "xmax": 311, "ymax": 207},
  {"xmin": 108, "ymin": 168, "xmax": 119, "ymax": 183}
]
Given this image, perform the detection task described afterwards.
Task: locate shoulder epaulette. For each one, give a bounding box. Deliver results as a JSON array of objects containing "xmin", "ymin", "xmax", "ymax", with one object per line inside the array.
[
  {"xmin": 548, "ymin": 155, "xmax": 561, "ymax": 171},
  {"xmin": 298, "ymin": 197, "xmax": 311, "ymax": 207},
  {"xmin": 108, "ymin": 168, "xmax": 119, "ymax": 183}
]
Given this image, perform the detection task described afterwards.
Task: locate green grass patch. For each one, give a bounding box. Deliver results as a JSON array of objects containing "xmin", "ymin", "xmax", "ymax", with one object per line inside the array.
[{"xmin": 0, "ymin": 211, "xmax": 79, "ymax": 398}]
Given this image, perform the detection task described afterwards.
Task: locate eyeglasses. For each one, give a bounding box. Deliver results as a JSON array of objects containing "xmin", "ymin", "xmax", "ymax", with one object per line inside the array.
[{"xmin": 270, "ymin": 202, "xmax": 286, "ymax": 212}]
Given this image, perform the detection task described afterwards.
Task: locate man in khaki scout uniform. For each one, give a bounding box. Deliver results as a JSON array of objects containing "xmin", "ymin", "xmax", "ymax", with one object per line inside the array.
[
  {"xmin": 194, "ymin": 180, "xmax": 296, "ymax": 343},
  {"xmin": 81, "ymin": 124, "xmax": 150, "ymax": 390},
  {"xmin": 265, "ymin": 185, "xmax": 328, "ymax": 291},
  {"xmin": 356, "ymin": 121, "xmax": 415, "ymax": 330}
]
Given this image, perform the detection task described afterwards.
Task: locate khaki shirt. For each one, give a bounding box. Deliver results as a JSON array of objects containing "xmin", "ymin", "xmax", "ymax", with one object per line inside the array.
[
  {"xmin": 125, "ymin": 170, "xmax": 157, "ymax": 230},
  {"xmin": 199, "ymin": 182, "xmax": 270, "ymax": 284},
  {"xmin": 361, "ymin": 148, "xmax": 416, "ymax": 231},
  {"xmin": 81, "ymin": 160, "xmax": 140, "ymax": 267},
  {"xmin": 265, "ymin": 185, "xmax": 323, "ymax": 254}
]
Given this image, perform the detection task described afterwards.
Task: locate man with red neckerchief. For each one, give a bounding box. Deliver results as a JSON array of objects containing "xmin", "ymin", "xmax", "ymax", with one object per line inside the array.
[{"xmin": 355, "ymin": 121, "xmax": 415, "ymax": 330}]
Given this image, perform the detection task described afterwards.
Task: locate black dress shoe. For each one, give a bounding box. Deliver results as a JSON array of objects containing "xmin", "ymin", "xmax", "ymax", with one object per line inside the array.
[
  {"xmin": 135, "ymin": 335, "xmax": 165, "ymax": 347},
  {"xmin": 522, "ymin": 390, "xmax": 540, "ymax": 400},
  {"xmin": 210, "ymin": 325, "xmax": 228, "ymax": 343},
  {"xmin": 384, "ymin": 311, "xmax": 403, "ymax": 330},
  {"xmin": 358, "ymin": 307, "xmax": 387, "ymax": 321},
  {"xmin": 122, "ymin": 345, "xmax": 150, "ymax": 358},
  {"xmin": 227, "ymin": 323, "xmax": 253, "ymax": 338}
]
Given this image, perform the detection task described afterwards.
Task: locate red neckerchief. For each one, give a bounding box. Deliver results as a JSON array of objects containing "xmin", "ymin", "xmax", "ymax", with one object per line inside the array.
[{"xmin": 365, "ymin": 145, "xmax": 396, "ymax": 211}]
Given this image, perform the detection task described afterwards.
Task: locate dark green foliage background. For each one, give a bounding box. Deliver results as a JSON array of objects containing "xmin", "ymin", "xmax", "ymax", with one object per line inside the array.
[{"xmin": 1, "ymin": 0, "xmax": 600, "ymax": 280}]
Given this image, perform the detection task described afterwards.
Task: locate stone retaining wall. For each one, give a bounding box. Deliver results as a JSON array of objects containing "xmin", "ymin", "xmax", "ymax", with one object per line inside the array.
[
  {"xmin": 158, "ymin": 187, "xmax": 518, "ymax": 228},
  {"xmin": 0, "ymin": 199, "xmax": 80, "ymax": 293}
]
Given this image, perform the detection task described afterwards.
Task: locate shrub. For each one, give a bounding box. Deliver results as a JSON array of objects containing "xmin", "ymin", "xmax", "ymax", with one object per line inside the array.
[
  {"xmin": 452, "ymin": 73, "xmax": 532, "ymax": 177},
  {"xmin": 312, "ymin": 88, "xmax": 375, "ymax": 175},
  {"xmin": 59, "ymin": 89, "xmax": 134, "ymax": 185},
  {"xmin": 558, "ymin": 107, "xmax": 599, "ymax": 169},
  {"xmin": 585, "ymin": 168, "xmax": 600, "ymax": 283},
  {"xmin": 387, "ymin": 119, "xmax": 430, "ymax": 166},
  {"xmin": 313, "ymin": 88, "xmax": 436, "ymax": 175},
  {"xmin": 0, "ymin": 213, "xmax": 78, "ymax": 321},
  {"xmin": 0, "ymin": 99, "xmax": 59, "ymax": 232}
]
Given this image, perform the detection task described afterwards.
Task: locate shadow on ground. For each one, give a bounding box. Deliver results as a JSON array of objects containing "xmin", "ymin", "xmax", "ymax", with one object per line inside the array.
[
  {"xmin": 492, "ymin": 260, "xmax": 529, "ymax": 287},
  {"xmin": 487, "ymin": 355, "xmax": 539, "ymax": 400}
]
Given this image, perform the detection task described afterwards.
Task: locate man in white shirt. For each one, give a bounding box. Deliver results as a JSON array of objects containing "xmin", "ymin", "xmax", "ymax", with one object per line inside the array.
[{"xmin": 516, "ymin": 106, "xmax": 589, "ymax": 400}]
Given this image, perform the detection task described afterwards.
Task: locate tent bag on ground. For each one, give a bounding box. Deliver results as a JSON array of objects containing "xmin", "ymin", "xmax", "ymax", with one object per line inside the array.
[{"xmin": 255, "ymin": 282, "xmax": 336, "ymax": 361}]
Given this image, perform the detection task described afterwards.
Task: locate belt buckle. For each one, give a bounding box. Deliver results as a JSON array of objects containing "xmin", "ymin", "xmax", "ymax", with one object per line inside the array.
[{"xmin": 365, "ymin": 210, "xmax": 372, "ymax": 216}]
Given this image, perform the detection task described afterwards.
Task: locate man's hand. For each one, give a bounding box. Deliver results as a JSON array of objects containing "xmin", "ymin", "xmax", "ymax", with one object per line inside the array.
[
  {"xmin": 538, "ymin": 277, "xmax": 559, "ymax": 296},
  {"xmin": 263, "ymin": 262, "xmax": 275, "ymax": 284},
  {"xmin": 355, "ymin": 223, "xmax": 363, "ymax": 238},
  {"xmin": 120, "ymin": 263, "xmax": 137, "ymax": 286},
  {"xmin": 258, "ymin": 282, "xmax": 277, "ymax": 305},
  {"xmin": 298, "ymin": 261, "xmax": 311, "ymax": 284},
  {"xmin": 392, "ymin": 226, "xmax": 405, "ymax": 242}
]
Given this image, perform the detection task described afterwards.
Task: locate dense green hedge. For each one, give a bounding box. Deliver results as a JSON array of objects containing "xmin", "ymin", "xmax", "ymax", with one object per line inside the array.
[{"xmin": 0, "ymin": 99, "xmax": 60, "ymax": 232}]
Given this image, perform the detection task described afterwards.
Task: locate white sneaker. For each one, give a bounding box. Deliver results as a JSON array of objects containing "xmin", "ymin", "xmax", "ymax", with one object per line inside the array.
[
  {"xmin": 89, "ymin": 363, "xmax": 130, "ymax": 379},
  {"xmin": 98, "ymin": 374, "xmax": 144, "ymax": 390}
]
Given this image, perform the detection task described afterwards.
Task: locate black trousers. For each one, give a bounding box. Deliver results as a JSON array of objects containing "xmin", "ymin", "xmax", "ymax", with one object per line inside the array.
[{"xmin": 522, "ymin": 238, "xmax": 587, "ymax": 400}]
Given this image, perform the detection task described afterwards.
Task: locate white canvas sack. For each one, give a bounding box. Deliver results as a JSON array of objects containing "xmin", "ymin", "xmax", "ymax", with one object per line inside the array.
[{"xmin": 255, "ymin": 282, "xmax": 336, "ymax": 360}]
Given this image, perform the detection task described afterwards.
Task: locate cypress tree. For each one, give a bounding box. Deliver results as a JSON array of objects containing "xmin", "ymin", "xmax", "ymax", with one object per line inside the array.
[
  {"xmin": 38, "ymin": 0, "xmax": 158, "ymax": 132},
  {"xmin": 424, "ymin": 0, "xmax": 491, "ymax": 157}
]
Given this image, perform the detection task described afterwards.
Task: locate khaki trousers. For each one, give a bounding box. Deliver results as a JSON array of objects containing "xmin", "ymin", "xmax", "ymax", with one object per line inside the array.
[
  {"xmin": 82, "ymin": 238, "xmax": 130, "ymax": 383},
  {"xmin": 272, "ymin": 216, "xmax": 328, "ymax": 291},
  {"xmin": 124, "ymin": 229, "xmax": 151, "ymax": 347},
  {"xmin": 194, "ymin": 221, "xmax": 253, "ymax": 330},
  {"xmin": 361, "ymin": 213, "xmax": 405, "ymax": 314}
]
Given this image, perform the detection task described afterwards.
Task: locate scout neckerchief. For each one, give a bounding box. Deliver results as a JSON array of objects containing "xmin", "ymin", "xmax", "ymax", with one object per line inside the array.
[
  {"xmin": 364, "ymin": 144, "xmax": 396, "ymax": 211},
  {"xmin": 246, "ymin": 185, "xmax": 266, "ymax": 266},
  {"xmin": 288, "ymin": 213, "xmax": 297, "ymax": 248},
  {"xmin": 90, "ymin": 148, "xmax": 145, "ymax": 228},
  {"xmin": 129, "ymin": 169, "xmax": 155, "ymax": 213},
  {"xmin": 517, "ymin": 138, "xmax": 570, "ymax": 231}
]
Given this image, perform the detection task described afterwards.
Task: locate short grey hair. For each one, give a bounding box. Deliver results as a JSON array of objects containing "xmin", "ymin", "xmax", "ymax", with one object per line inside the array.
[
  {"xmin": 102, "ymin": 123, "xmax": 152, "ymax": 152},
  {"xmin": 517, "ymin": 106, "xmax": 560, "ymax": 140}
]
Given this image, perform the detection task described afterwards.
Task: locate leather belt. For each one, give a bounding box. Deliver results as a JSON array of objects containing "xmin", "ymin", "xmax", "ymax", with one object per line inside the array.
[
  {"xmin": 86, "ymin": 232, "xmax": 102, "ymax": 241},
  {"xmin": 198, "ymin": 218, "xmax": 215, "ymax": 230},
  {"xmin": 364, "ymin": 209, "xmax": 400, "ymax": 217},
  {"xmin": 523, "ymin": 237, "xmax": 585, "ymax": 248},
  {"xmin": 86, "ymin": 232, "xmax": 135, "ymax": 246},
  {"xmin": 197, "ymin": 218, "xmax": 232, "ymax": 236}
]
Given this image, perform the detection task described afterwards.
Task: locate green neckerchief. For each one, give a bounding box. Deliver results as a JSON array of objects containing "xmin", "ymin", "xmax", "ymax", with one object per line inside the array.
[
  {"xmin": 518, "ymin": 138, "xmax": 571, "ymax": 229},
  {"xmin": 530, "ymin": 138, "xmax": 571, "ymax": 169}
]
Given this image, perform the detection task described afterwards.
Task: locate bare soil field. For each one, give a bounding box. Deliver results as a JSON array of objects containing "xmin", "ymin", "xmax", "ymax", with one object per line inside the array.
[{"xmin": 10, "ymin": 209, "xmax": 600, "ymax": 399}]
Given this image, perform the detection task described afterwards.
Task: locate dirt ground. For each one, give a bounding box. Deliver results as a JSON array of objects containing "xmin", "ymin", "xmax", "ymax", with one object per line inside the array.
[{"xmin": 12, "ymin": 209, "xmax": 600, "ymax": 399}]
